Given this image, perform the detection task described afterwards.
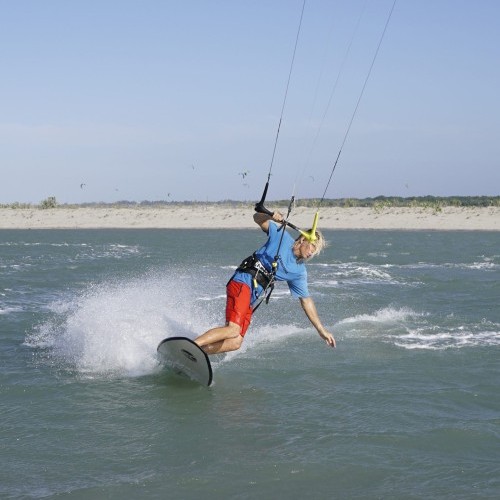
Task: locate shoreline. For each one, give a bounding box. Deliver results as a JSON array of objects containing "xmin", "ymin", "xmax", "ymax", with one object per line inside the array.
[{"xmin": 0, "ymin": 206, "xmax": 499, "ymax": 231}]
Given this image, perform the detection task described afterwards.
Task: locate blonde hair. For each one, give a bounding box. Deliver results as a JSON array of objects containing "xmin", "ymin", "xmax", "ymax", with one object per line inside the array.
[{"xmin": 296, "ymin": 229, "xmax": 327, "ymax": 258}]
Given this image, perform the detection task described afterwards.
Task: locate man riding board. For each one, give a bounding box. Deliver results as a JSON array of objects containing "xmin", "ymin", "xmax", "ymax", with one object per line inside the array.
[{"xmin": 195, "ymin": 210, "xmax": 336, "ymax": 354}]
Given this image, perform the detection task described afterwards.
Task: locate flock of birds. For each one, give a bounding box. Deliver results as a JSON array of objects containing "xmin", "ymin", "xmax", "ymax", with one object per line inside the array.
[{"xmin": 77, "ymin": 165, "xmax": 321, "ymax": 201}]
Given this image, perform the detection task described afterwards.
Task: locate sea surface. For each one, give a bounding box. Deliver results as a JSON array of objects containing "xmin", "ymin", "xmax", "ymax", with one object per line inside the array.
[{"xmin": 1, "ymin": 228, "xmax": 499, "ymax": 499}]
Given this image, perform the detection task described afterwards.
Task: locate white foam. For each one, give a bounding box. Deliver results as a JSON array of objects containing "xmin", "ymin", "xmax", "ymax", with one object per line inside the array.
[
  {"xmin": 392, "ymin": 326, "xmax": 500, "ymax": 350},
  {"xmin": 196, "ymin": 294, "xmax": 227, "ymax": 302},
  {"xmin": 339, "ymin": 307, "xmax": 424, "ymax": 325},
  {"xmin": 309, "ymin": 262, "xmax": 399, "ymax": 287},
  {"xmin": 0, "ymin": 306, "xmax": 23, "ymax": 315},
  {"xmin": 338, "ymin": 306, "xmax": 500, "ymax": 350},
  {"xmin": 218, "ymin": 323, "xmax": 306, "ymax": 365},
  {"xmin": 25, "ymin": 271, "xmax": 212, "ymax": 378}
]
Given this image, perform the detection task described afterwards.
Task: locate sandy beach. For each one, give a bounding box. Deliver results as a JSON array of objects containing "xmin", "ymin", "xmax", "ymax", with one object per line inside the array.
[{"xmin": 0, "ymin": 205, "xmax": 499, "ymax": 230}]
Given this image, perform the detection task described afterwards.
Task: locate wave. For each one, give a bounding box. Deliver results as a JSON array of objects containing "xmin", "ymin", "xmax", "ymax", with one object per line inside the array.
[
  {"xmin": 338, "ymin": 307, "xmax": 500, "ymax": 350},
  {"xmin": 383, "ymin": 261, "xmax": 498, "ymax": 272},
  {"xmin": 0, "ymin": 305, "xmax": 23, "ymax": 315},
  {"xmin": 338, "ymin": 306, "xmax": 424, "ymax": 325},
  {"xmin": 313, "ymin": 259, "xmax": 499, "ymax": 273},
  {"xmin": 309, "ymin": 262, "xmax": 400, "ymax": 288},
  {"xmin": 392, "ymin": 328, "xmax": 500, "ymax": 350},
  {"xmin": 216, "ymin": 323, "xmax": 308, "ymax": 366}
]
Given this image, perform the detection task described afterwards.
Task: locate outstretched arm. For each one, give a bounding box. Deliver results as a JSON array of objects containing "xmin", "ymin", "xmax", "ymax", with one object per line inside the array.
[{"xmin": 299, "ymin": 296, "xmax": 336, "ymax": 348}]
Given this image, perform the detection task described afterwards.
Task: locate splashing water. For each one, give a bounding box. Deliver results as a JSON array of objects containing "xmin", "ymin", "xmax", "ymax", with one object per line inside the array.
[
  {"xmin": 26, "ymin": 271, "xmax": 214, "ymax": 378},
  {"xmin": 25, "ymin": 265, "xmax": 318, "ymax": 379}
]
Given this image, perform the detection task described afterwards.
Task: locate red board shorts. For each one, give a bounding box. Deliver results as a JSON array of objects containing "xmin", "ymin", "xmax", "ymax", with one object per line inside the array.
[{"xmin": 226, "ymin": 280, "xmax": 253, "ymax": 337}]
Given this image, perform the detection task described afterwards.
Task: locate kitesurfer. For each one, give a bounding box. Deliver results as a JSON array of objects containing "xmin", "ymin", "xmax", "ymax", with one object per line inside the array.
[{"xmin": 194, "ymin": 211, "xmax": 336, "ymax": 354}]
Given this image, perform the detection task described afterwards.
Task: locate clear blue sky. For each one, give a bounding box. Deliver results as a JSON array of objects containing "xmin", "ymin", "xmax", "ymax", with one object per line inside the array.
[{"xmin": 1, "ymin": 0, "xmax": 499, "ymax": 204}]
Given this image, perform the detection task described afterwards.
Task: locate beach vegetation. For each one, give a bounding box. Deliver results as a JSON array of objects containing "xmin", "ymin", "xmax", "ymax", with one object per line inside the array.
[
  {"xmin": 342, "ymin": 198, "xmax": 358, "ymax": 208},
  {"xmin": 0, "ymin": 201, "xmax": 32, "ymax": 209},
  {"xmin": 39, "ymin": 196, "xmax": 57, "ymax": 209},
  {"xmin": 1, "ymin": 196, "xmax": 499, "ymax": 209}
]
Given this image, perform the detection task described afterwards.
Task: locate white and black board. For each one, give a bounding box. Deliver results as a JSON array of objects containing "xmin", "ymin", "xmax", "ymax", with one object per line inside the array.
[{"xmin": 157, "ymin": 336, "xmax": 213, "ymax": 386}]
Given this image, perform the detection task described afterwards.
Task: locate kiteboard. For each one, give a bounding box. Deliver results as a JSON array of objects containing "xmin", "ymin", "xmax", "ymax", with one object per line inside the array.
[{"xmin": 157, "ymin": 336, "xmax": 213, "ymax": 386}]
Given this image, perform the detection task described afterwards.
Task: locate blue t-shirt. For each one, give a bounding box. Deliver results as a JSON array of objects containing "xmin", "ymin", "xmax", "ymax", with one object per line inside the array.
[{"xmin": 232, "ymin": 222, "xmax": 309, "ymax": 304}]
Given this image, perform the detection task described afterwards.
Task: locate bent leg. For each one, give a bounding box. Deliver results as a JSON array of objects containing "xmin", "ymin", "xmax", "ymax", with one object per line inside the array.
[
  {"xmin": 195, "ymin": 280, "xmax": 253, "ymax": 355},
  {"xmin": 194, "ymin": 321, "xmax": 242, "ymax": 354},
  {"xmin": 199, "ymin": 332, "xmax": 243, "ymax": 355}
]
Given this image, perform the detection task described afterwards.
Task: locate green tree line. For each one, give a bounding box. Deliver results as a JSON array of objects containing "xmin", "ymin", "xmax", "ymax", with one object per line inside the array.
[{"xmin": 1, "ymin": 195, "xmax": 499, "ymax": 209}]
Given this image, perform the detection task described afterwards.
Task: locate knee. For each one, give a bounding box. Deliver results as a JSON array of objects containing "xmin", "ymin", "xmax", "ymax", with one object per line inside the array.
[
  {"xmin": 233, "ymin": 334, "xmax": 243, "ymax": 349},
  {"xmin": 227, "ymin": 321, "xmax": 242, "ymax": 337},
  {"xmin": 226, "ymin": 333, "xmax": 243, "ymax": 352}
]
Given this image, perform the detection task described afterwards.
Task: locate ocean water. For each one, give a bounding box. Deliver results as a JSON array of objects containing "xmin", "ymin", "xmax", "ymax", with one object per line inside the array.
[{"xmin": 1, "ymin": 228, "xmax": 499, "ymax": 499}]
